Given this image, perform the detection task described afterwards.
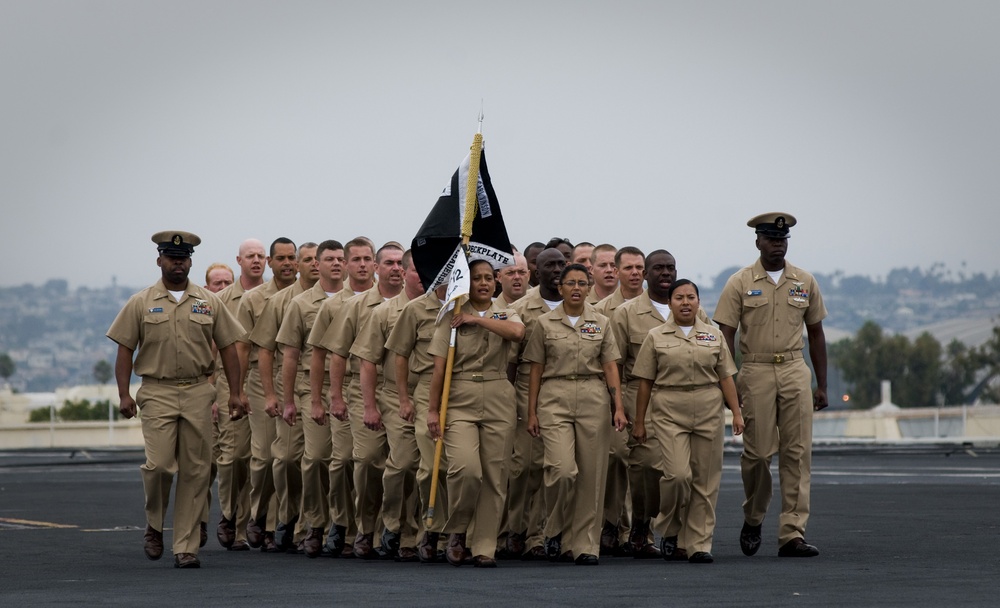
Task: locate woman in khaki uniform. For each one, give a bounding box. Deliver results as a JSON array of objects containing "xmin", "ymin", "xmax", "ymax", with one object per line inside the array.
[
  {"xmin": 525, "ymin": 264, "xmax": 627, "ymax": 566},
  {"xmin": 632, "ymin": 279, "xmax": 743, "ymax": 564},
  {"xmin": 427, "ymin": 259, "xmax": 525, "ymax": 568}
]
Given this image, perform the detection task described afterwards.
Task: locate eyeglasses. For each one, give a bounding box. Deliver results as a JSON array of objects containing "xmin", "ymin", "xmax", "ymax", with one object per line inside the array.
[{"xmin": 560, "ymin": 280, "xmax": 590, "ymax": 288}]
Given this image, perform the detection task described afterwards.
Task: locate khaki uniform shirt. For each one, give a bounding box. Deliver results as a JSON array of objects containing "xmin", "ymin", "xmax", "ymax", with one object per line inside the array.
[
  {"xmin": 384, "ymin": 291, "xmax": 443, "ymax": 376},
  {"xmin": 428, "ymin": 300, "xmax": 522, "ymax": 373},
  {"xmin": 275, "ymin": 282, "xmax": 334, "ymax": 373},
  {"xmin": 593, "ymin": 288, "xmax": 630, "ymax": 318},
  {"xmin": 307, "ymin": 288, "xmax": 361, "ymax": 353},
  {"xmin": 522, "ymin": 303, "xmax": 620, "ymax": 375},
  {"xmin": 248, "ymin": 281, "xmax": 306, "ymax": 375},
  {"xmin": 512, "ymin": 288, "xmax": 561, "ymax": 377},
  {"xmin": 613, "ymin": 291, "xmax": 711, "ymax": 380},
  {"xmin": 236, "ymin": 279, "xmax": 284, "ymax": 365},
  {"xmin": 712, "ymin": 259, "xmax": 827, "ymax": 356},
  {"xmin": 631, "ymin": 317, "xmax": 737, "ymax": 388},
  {"xmin": 107, "ymin": 279, "xmax": 244, "ymax": 379},
  {"xmin": 318, "ymin": 286, "xmax": 389, "ymax": 376},
  {"xmin": 350, "ymin": 291, "xmax": 412, "ymax": 386}
]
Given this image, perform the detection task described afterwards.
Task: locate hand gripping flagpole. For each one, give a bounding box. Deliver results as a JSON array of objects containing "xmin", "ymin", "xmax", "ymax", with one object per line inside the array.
[{"xmin": 425, "ymin": 109, "xmax": 484, "ymax": 528}]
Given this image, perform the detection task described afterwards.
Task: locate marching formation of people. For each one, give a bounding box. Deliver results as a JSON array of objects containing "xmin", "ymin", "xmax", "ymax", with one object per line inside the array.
[{"xmin": 107, "ymin": 211, "xmax": 828, "ymax": 569}]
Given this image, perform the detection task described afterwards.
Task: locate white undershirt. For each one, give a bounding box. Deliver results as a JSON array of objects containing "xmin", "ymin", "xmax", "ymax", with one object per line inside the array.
[
  {"xmin": 325, "ymin": 291, "xmax": 336, "ymax": 297},
  {"xmin": 651, "ymin": 300, "xmax": 671, "ymax": 320},
  {"xmin": 542, "ymin": 297, "xmax": 560, "ymax": 311},
  {"xmin": 679, "ymin": 325, "xmax": 693, "ymax": 337},
  {"xmin": 477, "ymin": 310, "xmax": 487, "ymax": 317},
  {"xmin": 168, "ymin": 290, "xmax": 185, "ymax": 302},
  {"xmin": 767, "ymin": 269, "xmax": 783, "ymax": 284},
  {"xmin": 567, "ymin": 315, "xmax": 580, "ymax": 327}
]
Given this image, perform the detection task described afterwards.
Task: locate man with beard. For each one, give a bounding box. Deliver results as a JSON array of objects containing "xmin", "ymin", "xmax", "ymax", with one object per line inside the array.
[{"xmin": 107, "ymin": 231, "xmax": 245, "ymax": 569}]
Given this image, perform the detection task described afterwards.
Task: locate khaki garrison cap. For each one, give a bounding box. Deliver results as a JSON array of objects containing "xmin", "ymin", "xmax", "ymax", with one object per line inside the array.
[
  {"xmin": 747, "ymin": 212, "xmax": 797, "ymax": 239},
  {"xmin": 152, "ymin": 230, "xmax": 201, "ymax": 257}
]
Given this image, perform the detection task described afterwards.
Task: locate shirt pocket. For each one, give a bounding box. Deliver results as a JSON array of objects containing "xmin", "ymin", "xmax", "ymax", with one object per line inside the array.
[
  {"xmin": 580, "ymin": 332, "xmax": 604, "ymax": 365},
  {"xmin": 786, "ymin": 296, "xmax": 809, "ymax": 324},
  {"xmin": 742, "ymin": 296, "xmax": 770, "ymax": 326},
  {"xmin": 189, "ymin": 313, "xmax": 214, "ymax": 343},
  {"xmin": 142, "ymin": 313, "xmax": 171, "ymax": 344}
]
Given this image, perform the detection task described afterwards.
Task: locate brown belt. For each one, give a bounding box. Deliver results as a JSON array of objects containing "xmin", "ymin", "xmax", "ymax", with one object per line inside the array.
[
  {"xmin": 142, "ymin": 375, "xmax": 209, "ymax": 387},
  {"xmin": 545, "ymin": 374, "xmax": 602, "ymax": 381},
  {"xmin": 658, "ymin": 383, "xmax": 715, "ymax": 392},
  {"xmin": 743, "ymin": 351, "xmax": 803, "ymax": 364},
  {"xmin": 451, "ymin": 372, "xmax": 507, "ymax": 382}
]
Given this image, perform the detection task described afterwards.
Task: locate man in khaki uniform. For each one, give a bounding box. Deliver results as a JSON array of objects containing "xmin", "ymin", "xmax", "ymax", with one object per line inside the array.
[
  {"xmin": 587, "ymin": 244, "xmax": 618, "ymax": 304},
  {"xmin": 108, "ymin": 231, "xmax": 245, "ymax": 569},
  {"xmin": 237, "ymin": 237, "xmax": 297, "ymax": 551},
  {"xmin": 351, "ymin": 249, "xmax": 424, "ymax": 560},
  {"xmin": 505, "ymin": 248, "xmax": 566, "ymax": 558},
  {"xmin": 496, "ymin": 252, "xmax": 529, "ymax": 308},
  {"xmin": 305, "ymin": 237, "xmax": 377, "ymax": 556},
  {"xmin": 384, "ymin": 282, "xmax": 448, "ymax": 562},
  {"xmin": 213, "ymin": 238, "xmax": 266, "ymax": 551},
  {"xmin": 714, "ymin": 212, "xmax": 828, "ymax": 558},
  {"xmin": 323, "ymin": 242, "xmax": 404, "ymax": 558},
  {"xmin": 275, "ymin": 240, "xmax": 345, "ymax": 557},
  {"xmin": 523, "ymin": 241, "xmax": 545, "ymax": 288},
  {"xmin": 593, "ymin": 246, "xmax": 651, "ymax": 555},
  {"xmin": 250, "ymin": 242, "xmax": 318, "ymax": 551}
]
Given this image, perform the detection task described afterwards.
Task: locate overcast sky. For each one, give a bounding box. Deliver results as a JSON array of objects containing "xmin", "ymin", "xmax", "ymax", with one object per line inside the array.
[{"xmin": 2, "ymin": 1, "xmax": 998, "ymax": 290}]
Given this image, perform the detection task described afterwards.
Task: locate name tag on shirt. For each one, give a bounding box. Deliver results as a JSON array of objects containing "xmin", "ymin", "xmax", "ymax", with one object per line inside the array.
[{"xmin": 148, "ymin": 307, "xmax": 163, "ymax": 313}]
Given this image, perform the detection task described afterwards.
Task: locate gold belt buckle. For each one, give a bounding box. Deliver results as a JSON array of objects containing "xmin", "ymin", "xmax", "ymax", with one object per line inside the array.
[
  {"xmin": 566, "ymin": 374, "xmax": 578, "ymax": 380},
  {"xmin": 471, "ymin": 373, "xmax": 484, "ymax": 382},
  {"xmin": 177, "ymin": 379, "xmax": 193, "ymax": 387},
  {"xmin": 772, "ymin": 354, "xmax": 785, "ymax": 364}
]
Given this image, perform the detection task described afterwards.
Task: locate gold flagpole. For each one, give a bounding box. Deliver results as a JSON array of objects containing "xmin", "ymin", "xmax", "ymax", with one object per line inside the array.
[{"xmin": 425, "ymin": 109, "xmax": 483, "ymax": 528}]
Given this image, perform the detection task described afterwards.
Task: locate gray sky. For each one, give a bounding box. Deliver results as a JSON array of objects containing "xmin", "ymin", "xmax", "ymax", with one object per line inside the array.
[{"xmin": 2, "ymin": 1, "xmax": 998, "ymax": 289}]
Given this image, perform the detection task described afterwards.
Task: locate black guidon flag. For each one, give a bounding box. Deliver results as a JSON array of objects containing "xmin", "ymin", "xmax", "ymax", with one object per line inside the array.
[{"xmin": 411, "ymin": 148, "xmax": 514, "ymax": 293}]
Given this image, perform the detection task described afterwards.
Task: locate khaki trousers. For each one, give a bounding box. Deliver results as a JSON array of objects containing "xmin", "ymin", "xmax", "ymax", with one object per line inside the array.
[
  {"xmin": 380, "ymin": 382, "xmax": 420, "ymax": 546},
  {"xmin": 137, "ymin": 380, "xmax": 215, "ymax": 556},
  {"xmin": 414, "ymin": 380, "xmax": 448, "ymax": 533},
  {"xmin": 538, "ymin": 377, "xmax": 611, "ymax": 558},
  {"xmin": 246, "ymin": 366, "xmax": 277, "ymax": 530},
  {"xmin": 346, "ymin": 376, "xmax": 388, "ymax": 534},
  {"xmin": 443, "ymin": 378, "xmax": 516, "ymax": 558},
  {"xmin": 300, "ymin": 378, "xmax": 331, "ymax": 530},
  {"xmin": 328, "ymin": 375, "xmax": 356, "ymax": 533},
  {"xmin": 271, "ymin": 371, "xmax": 304, "ymax": 531},
  {"xmin": 651, "ymin": 385, "xmax": 724, "ymax": 554},
  {"xmin": 624, "ymin": 381, "xmax": 662, "ymax": 525},
  {"xmin": 738, "ymin": 360, "xmax": 814, "ymax": 546},
  {"xmin": 214, "ymin": 373, "xmax": 251, "ymax": 541},
  {"xmin": 505, "ymin": 374, "xmax": 546, "ymax": 549}
]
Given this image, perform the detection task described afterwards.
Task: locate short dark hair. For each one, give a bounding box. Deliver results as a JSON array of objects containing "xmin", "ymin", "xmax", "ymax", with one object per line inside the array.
[
  {"xmin": 615, "ymin": 246, "xmax": 644, "ymax": 267},
  {"xmin": 524, "ymin": 241, "xmax": 545, "ymax": 256},
  {"xmin": 560, "ymin": 263, "xmax": 592, "ymax": 283},
  {"xmin": 666, "ymin": 278, "xmax": 699, "ymax": 300},
  {"xmin": 544, "ymin": 237, "xmax": 574, "ymax": 250},
  {"xmin": 644, "ymin": 249, "xmax": 674, "ymax": 266},
  {"xmin": 269, "ymin": 237, "xmax": 295, "ymax": 257},
  {"xmin": 317, "ymin": 239, "xmax": 344, "ymax": 259}
]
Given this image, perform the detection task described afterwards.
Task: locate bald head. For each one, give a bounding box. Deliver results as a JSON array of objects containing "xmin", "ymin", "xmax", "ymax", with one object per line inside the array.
[
  {"xmin": 237, "ymin": 238, "xmax": 266, "ymax": 285},
  {"xmin": 498, "ymin": 252, "xmax": 529, "ymax": 302},
  {"xmin": 536, "ymin": 248, "xmax": 567, "ymax": 299}
]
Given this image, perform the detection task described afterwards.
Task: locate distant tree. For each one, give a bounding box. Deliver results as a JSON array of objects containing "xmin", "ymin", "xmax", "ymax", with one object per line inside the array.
[
  {"xmin": 940, "ymin": 339, "xmax": 978, "ymax": 405},
  {"xmin": 0, "ymin": 353, "xmax": 14, "ymax": 381},
  {"xmin": 93, "ymin": 359, "xmax": 112, "ymax": 385},
  {"xmin": 971, "ymin": 325, "xmax": 1000, "ymax": 403},
  {"xmin": 899, "ymin": 332, "xmax": 941, "ymax": 407},
  {"xmin": 830, "ymin": 321, "xmax": 886, "ymax": 407}
]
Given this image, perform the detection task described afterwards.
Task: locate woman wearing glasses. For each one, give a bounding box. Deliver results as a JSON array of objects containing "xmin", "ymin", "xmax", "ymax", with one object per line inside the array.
[
  {"xmin": 631, "ymin": 279, "xmax": 744, "ymax": 564},
  {"xmin": 524, "ymin": 263, "xmax": 627, "ymax": 565}
]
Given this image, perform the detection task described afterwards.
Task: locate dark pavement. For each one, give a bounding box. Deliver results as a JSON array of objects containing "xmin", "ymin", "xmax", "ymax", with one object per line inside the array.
[{"xmin": 1, "ymin": 446, "xmax": 998, "ymax": 607}]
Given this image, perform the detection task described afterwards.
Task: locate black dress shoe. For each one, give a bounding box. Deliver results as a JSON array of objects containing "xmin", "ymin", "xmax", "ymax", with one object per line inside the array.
[
  {"xmin": 380, "ymin": 529, "xmax": 401, "ymax": 559},
  {"xmin": 544, "ymin": 534, "xmax": 562, "ymax": 562},
  {"xmin": 217, "ymin": 516, "xmax": 236, "ymax": 549},
  {"xmin": 473, "ymin": 555, "xmax": 497, "ymax": 568},
  {"xmin": 575, "ymin": 553, "xmax": 599, "ymax": 565},
  {"xmin": 599, "ymin": 521, "xmax": 618, "ymax": 555},
  {"xmin": 446, "ymin": 533, "xmax": 467, "ymax": 567},
  {"xmin": 740, "ymin": 521, "xmax": 762, "ymax": 556},
  {"xmin": 688, "ymin": 551, "xmax": 714, "ymax": 563},
  {"xmin": 199, "ymin": 522, "xmax": 207, "ymax": 548},
  {"xmin": 660, "ymin": 535, "xmax": 682, "ymax": 561},
  {"xmin": 304, "ymin": 527, "xmax": 324, "ymax": 558},
  {"xmin": 275, "ymin": 518, "xmax": 296, "ymax": 552},
  {"xmin": 778, "ymin": 538, "xmax": 819, "ymax": 557},
  {"xmin": 246, "ymin": 515, "xmax": 266, "ymax": 548},
  {"xmin": 325, "ymin": 525, "xmax": 346, "ymax": 556},
  {"xmin": 417, "ymin": 531, "xmax": 440, "ymax": 563}
]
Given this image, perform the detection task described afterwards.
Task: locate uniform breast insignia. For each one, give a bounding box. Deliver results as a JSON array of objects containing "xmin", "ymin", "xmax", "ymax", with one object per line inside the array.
[
  {"xmin": 788, "ymin": 282, "xmax": 809, "ymax": 299},
  {"xmin": 191, "ymin": 299, "xmax": 213, "ymax": 315},
  {"xmin": 580, "ymin": 322, "xmax": 602, "ymax": 335},
  {"xmin": 695, "ymin": 331, "xmax": 717, "ymax": 342},
  {"xmin": 148, "ymin": 307, "xmax": 163, "ymax": 313},
  {"xmin": 492, "ymin": 312, "xmax": 508, "ymax": 320},
  {"xmin": 747, "ymin": 290, "xmax": 762, "ymax": 296}
]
